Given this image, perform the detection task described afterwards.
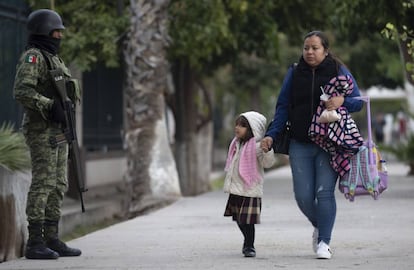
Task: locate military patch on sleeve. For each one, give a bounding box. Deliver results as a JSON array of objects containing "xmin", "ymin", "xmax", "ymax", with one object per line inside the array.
[{"xmin": 25, "ymin": 54, "xmax": 37, "ymax": 64}]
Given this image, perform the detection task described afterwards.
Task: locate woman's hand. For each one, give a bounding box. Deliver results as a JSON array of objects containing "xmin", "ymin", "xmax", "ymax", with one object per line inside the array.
[
  {"xmin": 261, "ymin": 137, "xmax": 273, "ymax": 152},
  {"xmin": 324, "ymin": 95, "xmax": 344, "ymax": 110}
]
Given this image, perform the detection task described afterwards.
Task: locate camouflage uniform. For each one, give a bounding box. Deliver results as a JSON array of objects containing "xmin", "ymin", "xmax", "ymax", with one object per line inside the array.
[
  {"xmin": 14, "ymin": 8, "xmax": 82, "ymax": 259},
  {"xmin": 14, "ymin": 48, "xmax": 81, "ymax": 259},
  {"xmin": 14, "ymin": 48, "xmax": 72, "ymax": 224}
]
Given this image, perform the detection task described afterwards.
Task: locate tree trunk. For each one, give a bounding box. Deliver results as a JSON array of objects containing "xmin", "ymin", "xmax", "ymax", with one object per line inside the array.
[
  {"xmin": 399, "ymin": 38, "xmax": 414, "ymax": 122},
  {"xmin": 172, "ymin": 61, "xmax": 213, "ymax": 196},
  {"xmin": 123, "ymin": 0, "xmax": 180, "ymax": 218},
  {"xmin": 249, "ymin": 87, "xmax": 260, "ymax": 111},
  {"xmin": 398, "ymin": 38, "xmax": 414, "ymax": 175},
  {"xmin": 0, "ymin": 168, "xmax": 30, "ymax": 262}
]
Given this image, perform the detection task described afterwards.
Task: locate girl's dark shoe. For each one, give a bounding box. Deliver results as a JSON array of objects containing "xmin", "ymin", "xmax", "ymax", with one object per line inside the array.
[
  {"xmin": 242, "ymin": 242, "xmax": 247, "ymax": 253},
  {"xmin": 243, "ymin": 247, "xmax": 256, "ymax": 257}
]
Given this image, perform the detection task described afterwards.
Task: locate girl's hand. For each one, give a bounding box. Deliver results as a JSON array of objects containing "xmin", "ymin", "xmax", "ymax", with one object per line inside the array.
[
  {"xmin": 324, "ymin": 95, "xmax": 344, "ymax": 110},
  {"xmin": 261, "ymin": 137, "xmax": 273, "ymax": 152}
]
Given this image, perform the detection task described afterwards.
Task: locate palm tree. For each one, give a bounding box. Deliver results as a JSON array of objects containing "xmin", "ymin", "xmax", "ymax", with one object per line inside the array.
[
  {"xmin": 122, "ymin": 0, "xmax": 180, "ymax": 218},
  {"xmin": 0, "ymin": 123, "xmax": 30, "ymax": 172}
]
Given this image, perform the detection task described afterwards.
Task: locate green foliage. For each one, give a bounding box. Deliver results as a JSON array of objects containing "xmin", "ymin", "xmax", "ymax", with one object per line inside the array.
[
  {"xmin": 272, "ymin": 0, "xmax": 336, "ymax": 44},
  {"xmin": 383, "ymin": 21, "xmax": 414, "ymax": 81},
  {"xmin": 210, "ymin": 175, "xmax": 224, "ymax": 191},
  {"xmin": 348, "ymin": 34, "xmax": 403, "ymax": 88},
  {"xmin": 333, "ymin": 0, "xmax": 412, "ymax": 40},
  {"xmin": 0, "ymin": 123, "xmax": 30, "ymax": 172},
  {"xmin": 168, "ymin": 0, "xmax": 279, "ymax": 72},
  {"xmin": 28, "ymin": 0, "xmax": 130, "ymax": 71},
  {"xmin": 61, "ymin": 216, "xmax": 124, "ymax": 242},
  {"xmin": 168, "ymin": 0, "xmax": 233, "ymax": 69},
  {"xmin": 210, "ymin": 54, "xmax": 282, "ymax": 148},
  {"xmin": 168, "ymin": 0, "xmax": 338, "ymax": 72},
  {"xmin": 232, "ymin": 54, "xmax": 277, "ymax": 91},
  {"xmin": 333, "ymin": 0, "xmax": 414, "ymax": 81}
]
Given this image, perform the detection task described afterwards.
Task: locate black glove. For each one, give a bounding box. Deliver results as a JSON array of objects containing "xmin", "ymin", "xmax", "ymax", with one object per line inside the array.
[{"xmin": 49, "ymin": 100, "xmax": 66, "ymax": 124}]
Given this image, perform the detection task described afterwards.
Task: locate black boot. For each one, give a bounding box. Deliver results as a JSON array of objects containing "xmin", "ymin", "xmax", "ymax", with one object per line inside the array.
[
  {"xmin": 25, "ymin": 222, "xmax": 59, "ymax": 259},
  {"xmin": 237, "ymin": 223, "xmax": 248, "ymax": 254},
  {"xmin": 47, "ymin": 238, "xmax": 82, "ymax": 257},
  {"xmin": 44, "ymin": 219, "xmax": 82, "ymax": 257},
  {"xmin": 243, "ymin": 224, "xmax": 256, "ymax": 257}
]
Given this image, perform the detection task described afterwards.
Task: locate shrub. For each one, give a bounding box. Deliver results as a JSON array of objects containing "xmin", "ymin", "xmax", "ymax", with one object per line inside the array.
[{"xmin": 0, "ymin": 123, "xmax": 30, "ymax": 172}]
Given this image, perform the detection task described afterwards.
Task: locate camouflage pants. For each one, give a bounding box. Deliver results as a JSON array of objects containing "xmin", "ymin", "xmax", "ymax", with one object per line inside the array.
[{"xmin": 24, "ymin": 127, "xmax": 68, "ymax": 223}]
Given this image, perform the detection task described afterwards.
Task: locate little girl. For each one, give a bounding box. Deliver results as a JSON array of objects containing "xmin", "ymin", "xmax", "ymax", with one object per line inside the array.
[{"xmin": 223, "ymin": 111, "xmax": 275, "ymax": 257}]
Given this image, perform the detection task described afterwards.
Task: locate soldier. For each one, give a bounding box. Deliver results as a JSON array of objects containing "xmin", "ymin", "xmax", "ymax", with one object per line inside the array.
[{"xmin": 13, "ymin": 9, "xmax": 81, "ymax": 259}]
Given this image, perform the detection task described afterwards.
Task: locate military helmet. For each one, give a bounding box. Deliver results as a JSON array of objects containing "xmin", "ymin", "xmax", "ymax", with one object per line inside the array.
[{"xmin": 27, "ymin": 9, "xmax": 65, "ymax": 36}]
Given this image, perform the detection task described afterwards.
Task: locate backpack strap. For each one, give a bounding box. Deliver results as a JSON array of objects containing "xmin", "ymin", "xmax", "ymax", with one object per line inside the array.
[
  {"xmin": 359, "ymin": 146, "xmax": 380, "ymax": 198},
  {"xmin": 38, "ymin": 49, "xmax": 53, "ymax": 70}
]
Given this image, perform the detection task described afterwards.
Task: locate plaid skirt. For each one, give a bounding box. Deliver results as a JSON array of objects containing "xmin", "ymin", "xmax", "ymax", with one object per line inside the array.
[{"xmin": 224, "ymin": 194, "xmax": 261, "ymax": 224}]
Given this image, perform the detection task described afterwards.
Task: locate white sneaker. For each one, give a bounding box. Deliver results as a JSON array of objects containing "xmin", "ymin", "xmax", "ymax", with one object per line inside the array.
[
  {"xmin": 312, "ymin": 228, "xmax": 318, "ymax": 253},
  {"xmin": 316, "ymin": 241, "xmax": 332, "ymax": 259}
]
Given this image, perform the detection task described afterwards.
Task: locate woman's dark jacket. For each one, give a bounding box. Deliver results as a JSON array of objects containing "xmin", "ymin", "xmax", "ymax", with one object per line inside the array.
[{"xmin": 266, "ymin": 56, "xmax": 363, "ymax": 142}]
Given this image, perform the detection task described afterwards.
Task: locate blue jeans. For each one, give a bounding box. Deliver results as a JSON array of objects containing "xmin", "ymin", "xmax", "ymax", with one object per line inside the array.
[{"xmin": 289, "ymin": 140, "xmax": 338, "ymax": 244}]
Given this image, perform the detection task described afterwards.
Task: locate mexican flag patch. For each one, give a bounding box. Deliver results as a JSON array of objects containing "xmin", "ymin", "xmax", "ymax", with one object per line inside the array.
[{"xmin": 25, "ymin": 54, "xmax": 37, "ymax": 63}]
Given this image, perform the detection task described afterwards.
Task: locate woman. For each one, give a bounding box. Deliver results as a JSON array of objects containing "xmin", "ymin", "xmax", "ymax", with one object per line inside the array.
[{"xmin": 261, "ymin": 31, "xmax": 363, "ymax": 259}]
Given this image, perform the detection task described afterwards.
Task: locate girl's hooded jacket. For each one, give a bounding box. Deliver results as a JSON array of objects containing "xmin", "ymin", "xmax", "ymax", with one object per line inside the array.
[{"xmin": 223, "ymin": 111, "xmax": 276, "ymax": 198}]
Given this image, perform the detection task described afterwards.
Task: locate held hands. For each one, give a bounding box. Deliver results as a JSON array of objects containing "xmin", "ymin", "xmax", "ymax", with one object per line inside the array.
[{"xmin": 260, "ymin": 137, "xmax": 273, "ymax": 153}]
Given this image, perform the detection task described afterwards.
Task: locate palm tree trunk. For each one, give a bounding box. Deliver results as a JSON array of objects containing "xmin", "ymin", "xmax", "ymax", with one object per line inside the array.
[
  {"xmin": 399, "ymin": 38, "xmax": 414, "ymax": 127},
  {"xmin": 123, "ymin": 0, "xmax": 180, "ymax": 218}
]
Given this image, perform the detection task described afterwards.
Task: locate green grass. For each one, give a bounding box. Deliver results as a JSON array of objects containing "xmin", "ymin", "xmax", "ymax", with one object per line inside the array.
[
  {"xmin": 61, "ymin": 217, "xmax": 124, "ymax": 242},
  {"xmin": 210, "ymin": 176, "xmax": 225, "ymax": 190}
]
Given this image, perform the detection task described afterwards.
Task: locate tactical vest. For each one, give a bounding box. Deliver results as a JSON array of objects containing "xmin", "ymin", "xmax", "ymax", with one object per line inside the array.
[
  {"xmin": 15, "ymin": 48, "xmax": 80, "ymax": 129},
  {"xmin": 40, "ymin": 49, "xmax": 81, "ymax": 104}
]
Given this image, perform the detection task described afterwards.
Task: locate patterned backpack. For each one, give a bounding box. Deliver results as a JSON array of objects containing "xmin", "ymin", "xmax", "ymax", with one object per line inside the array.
[
  {"xmin": 339, "ymin": 143, "xmax": 388, "ymax": 201},
  {"xmin": 338, "ymin": 96, "xmax": 388, "ymax": 201}
]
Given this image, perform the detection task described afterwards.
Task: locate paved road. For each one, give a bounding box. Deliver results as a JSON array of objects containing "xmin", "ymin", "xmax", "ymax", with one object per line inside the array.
[{"xmin": 1, "ymin": 163, "xmax": 413, "ymax": 270}]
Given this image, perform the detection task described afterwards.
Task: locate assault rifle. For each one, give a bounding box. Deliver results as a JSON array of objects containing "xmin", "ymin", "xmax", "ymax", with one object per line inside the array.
[{"xmin": 48, "ymin": 68, "xmax": 87, "ymax": 212}]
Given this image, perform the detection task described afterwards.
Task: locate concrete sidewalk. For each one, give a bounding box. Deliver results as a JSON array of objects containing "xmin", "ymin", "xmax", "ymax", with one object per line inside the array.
[{"xmin": 1, "ymin": 163, "xmax": 414, "ymax": 270}]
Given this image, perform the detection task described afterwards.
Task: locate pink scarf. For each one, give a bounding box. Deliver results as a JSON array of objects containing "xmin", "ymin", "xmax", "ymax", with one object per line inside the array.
[{"xmin": 224, "ymin": 137, "xmax": 260, "ymax": 187}]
